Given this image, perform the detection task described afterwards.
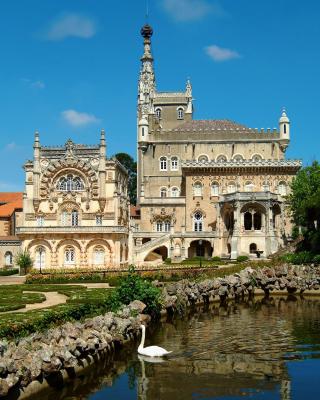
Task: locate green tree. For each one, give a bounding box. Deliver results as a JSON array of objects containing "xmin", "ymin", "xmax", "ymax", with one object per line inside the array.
[
  {"xmin": 114, "ymin": 153, "xmax": 137, "ymax": 205},
  {"xmin": 15, "ymin": 250, "xmax": 33, "ymax": 275},
  {"xmin": 289, "ymin": 161, "xmax": 320, "ymax": 252}
]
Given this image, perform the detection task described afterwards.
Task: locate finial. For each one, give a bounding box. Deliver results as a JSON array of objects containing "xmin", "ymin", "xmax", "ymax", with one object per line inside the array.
[
  {"xmin": 141, "ymin": 24, "xmax": 153, "ymax": 39},
  {"xmin": 282, "ymin": 107, "xmax": 287, "ymax": 116},
  {"xmin": 34, "ymin": 130, "xmax": 39, "ymax": 141}
]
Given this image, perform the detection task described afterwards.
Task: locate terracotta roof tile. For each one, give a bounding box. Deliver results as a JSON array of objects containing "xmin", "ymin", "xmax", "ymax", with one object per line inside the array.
[{"xmin": 0, "ymin": 193, "xmax": 23, "ymax": 217}]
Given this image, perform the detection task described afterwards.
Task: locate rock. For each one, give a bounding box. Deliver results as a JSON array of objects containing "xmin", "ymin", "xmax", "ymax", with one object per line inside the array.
[
  {"xmin": 5, "ymin": 373, "xmax": 19, "ymax": 389},
  {"xmin": 38, "ymin": 348, "xmax": 53, "ymax": 363},
  {"xmin": 166, "ymin": 283, "xmax": 178, "ymax": 295},
  {"xmin": 128, "ymin": 300, "xmax": 146, "ymax": 314},
  {"xmin": 0, "ymin": 378, "xmax": 9, "ymax": 396}
]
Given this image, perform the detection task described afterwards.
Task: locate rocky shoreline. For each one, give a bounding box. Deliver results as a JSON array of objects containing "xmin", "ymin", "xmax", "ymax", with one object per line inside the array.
[{"xmin": 1, "ymin": 264, "xmax": 320, "ymax": 399}]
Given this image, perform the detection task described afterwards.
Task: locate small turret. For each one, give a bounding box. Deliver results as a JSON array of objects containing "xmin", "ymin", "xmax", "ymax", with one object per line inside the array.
[
  {"xmin": 138, "ymin": 116, "xmax": 149, "ymax": 151},
  {"xmin": 279, "ymin": 108, "xmax": 290, "ymax": 139},
  {"xmin": 279, "ymin": 108, "xmax": 290, "ymax": 152}
]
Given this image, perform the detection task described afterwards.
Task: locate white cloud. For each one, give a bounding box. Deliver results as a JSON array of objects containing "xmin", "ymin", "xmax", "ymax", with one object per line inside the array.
[
  {"xmin": 46, "ymin": 13, "xmax": 97, "ymax": 41},
  {"xmin": 205, "ymin": 45, "xmax": 241, "ymax": 62},
  {"xmin": 61, "ymin": 109, "xmax": 101, "ymax": 127},
  {"xmin": 5, "ymin": 142, "xmax": 17, "ymax": 151},
  {"xmin": 22, "ymin": 78, "xmax": 45, "ymax": 90},
  {"xmin": 161, "ymin": 0, "xmax": 223, "ymax": 21}
]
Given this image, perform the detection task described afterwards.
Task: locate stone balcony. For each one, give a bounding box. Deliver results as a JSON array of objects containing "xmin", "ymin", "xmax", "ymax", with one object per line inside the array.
[{"xmin": 16, "ymin": 226, "xmax": 128, "ymax": 235}]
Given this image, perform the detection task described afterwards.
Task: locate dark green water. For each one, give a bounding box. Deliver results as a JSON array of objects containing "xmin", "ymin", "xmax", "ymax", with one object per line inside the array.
[{"xmin": 40, "ymin": 297, "xmax": 320, "ymax": 400}]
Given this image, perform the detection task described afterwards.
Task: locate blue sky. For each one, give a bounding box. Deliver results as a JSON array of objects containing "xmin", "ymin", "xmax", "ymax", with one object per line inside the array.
[{"xmin": 0, "ymin": 0, "xmax": 319, "ymax": 191}]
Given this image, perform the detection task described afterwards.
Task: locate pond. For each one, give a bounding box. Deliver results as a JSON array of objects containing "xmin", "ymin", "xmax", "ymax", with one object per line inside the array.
[{"xmin": 36, "ymin": 296, "xmax": 320, "ymax": 400}]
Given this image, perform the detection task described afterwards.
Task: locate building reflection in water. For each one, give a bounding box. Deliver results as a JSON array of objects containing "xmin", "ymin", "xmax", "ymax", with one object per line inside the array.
[{"xmin": 33, "ymin": 296, "xmax": 320, "ymax": 400}]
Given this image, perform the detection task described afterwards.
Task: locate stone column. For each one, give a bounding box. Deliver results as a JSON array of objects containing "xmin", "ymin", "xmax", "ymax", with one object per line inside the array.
[{"xmin": 231, "ymin": 201, "xmax": 240, "ymax": 259}]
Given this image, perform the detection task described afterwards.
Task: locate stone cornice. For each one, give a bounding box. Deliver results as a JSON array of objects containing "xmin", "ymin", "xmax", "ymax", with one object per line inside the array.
[{"xmin": 181, "ymin": 159, "xmax": 302, "ymax": 172}]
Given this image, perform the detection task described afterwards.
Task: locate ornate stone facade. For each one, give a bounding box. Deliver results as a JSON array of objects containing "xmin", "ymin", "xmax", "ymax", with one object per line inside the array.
[
  {"xmin": 132, "ymin": 25, "xmax": 301, "ymax": 264},
  {"xmin": 17, "ymin": 131, "xmax": 129, "ymax": 269}
]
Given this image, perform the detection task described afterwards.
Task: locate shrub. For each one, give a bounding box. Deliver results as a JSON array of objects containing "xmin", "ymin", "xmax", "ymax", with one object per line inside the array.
[
  {"xmin": 211, "ymin": 256, "xmax": 221, "ymax": 262},
  {"xmin": 313, "ymin": 255, "xmax": 320, "ymax": 264},
  {"xmin": 164, "ymin": 258, "xmax": 171, "ymax": 264},
  {"xmin": 0, "ymin": 268, "xmax": 19, "ymax": 276},
  {"xmin": 280, "ymin": 251, "xmax": 314, "ymax": 264},
  {"xmin": 108, "ymin": 266, "xmax": 162, "ymax": 316},
  {"xmin": 15, "ymin": 250, "xmax": 33, "ymax": 274},
  {"xmin": 237, "ymin": 255, "xmax": 249, "ymax": 263}
]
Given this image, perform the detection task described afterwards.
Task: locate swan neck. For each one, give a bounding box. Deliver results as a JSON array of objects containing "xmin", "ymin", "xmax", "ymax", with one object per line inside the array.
[{"xmin": 139, "ymin": 326, "xmax": 146, "ymax": 350}]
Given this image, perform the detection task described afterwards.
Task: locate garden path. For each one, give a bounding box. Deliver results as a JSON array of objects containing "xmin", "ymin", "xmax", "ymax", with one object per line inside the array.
[{"xmin": 0, "ymin": 291, "xmax": 68, "ymax": 314}]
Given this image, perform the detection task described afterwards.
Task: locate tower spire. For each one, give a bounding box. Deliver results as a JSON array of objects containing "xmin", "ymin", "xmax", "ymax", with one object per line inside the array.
[{"xmin": 138, "ymin": 24, "xmax": 155, "ymax": 117}]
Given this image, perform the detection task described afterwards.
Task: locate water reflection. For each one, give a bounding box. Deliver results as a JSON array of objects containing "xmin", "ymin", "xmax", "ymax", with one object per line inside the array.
[{"xmin": 32, "ymin": 296, "xmax": 320, "ymax": 400}]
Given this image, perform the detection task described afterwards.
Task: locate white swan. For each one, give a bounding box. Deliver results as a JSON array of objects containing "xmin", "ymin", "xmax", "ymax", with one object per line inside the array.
[{"xmin": 138, "ymin": 325, "xmax": 172, "ymax": 357}]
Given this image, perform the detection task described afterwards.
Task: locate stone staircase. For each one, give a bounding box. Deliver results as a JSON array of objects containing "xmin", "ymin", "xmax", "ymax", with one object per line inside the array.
[{"xmin": 135, "ymin": 233, "xmax": 171, "ymax": 255}]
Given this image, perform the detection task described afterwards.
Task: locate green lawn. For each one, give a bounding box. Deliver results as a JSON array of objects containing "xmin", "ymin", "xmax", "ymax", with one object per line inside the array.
[{"xmin": 0, "ymin": 284, "xmax": 113, "ymax": 340}]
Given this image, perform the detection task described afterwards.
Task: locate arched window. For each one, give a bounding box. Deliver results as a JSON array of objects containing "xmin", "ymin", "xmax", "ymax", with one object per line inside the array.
[
  {"xmin": 244, "ymin": 182, "xmax": 255, "ymax": 192},
  {"xmin": 233, "ymin": 154, "xmax": 244, "ymax": 162},
  {"xmin": 252, "ymin": 154, "xmax": 262, "ymax": 162},
  {"xmin": 250, "ymin": 243, "xmax": 257, "ymax": 254},
  {"xmin": 57, "ymin": 175, "xmax": 84, "ymax": 192},
  {"xmin": 216, "ymin": 155, "xmax": 227, "ymax": 163},
  {"xmin": 93, "ymin": 247, "xmax": 105, "ymax": 265},
  {"xmin": 61, "ymin": 211, "xmax": 68, "ymax": 226},
  {"xmin": 278, "ymin": 181, "xmax": 287, "ymax": 196},
  {"xmin": 159, "ymin": 157, "xmax": 167, "ymax": 171},
  {"xmin": 211, "ymin": 182, "xmax": 219, "ymax": 196},
  {"xmin": 244, "ymin": 211, "xmax": 252, "ymax": 230},
  {"xmin": 263, "ymin": 181, "xmax": 270, "ymax": 192},
  {"xmin": 4, "ymin": 252, "xmax": 13, "ymax": 266},
  {"xmin": 227, "ymin": 182, "xmax": 236, "ymax": 193},
  {"xmin": 193, "ymin": 212, "xmax": 203, "ymax": 232},
  {"xmin": 35, "ymin": 246, "xmax": 45, "ymax": 269},
  {"xmin": 193, "ymin": 182, "xmax": 203, "ymax": 197},
  {"xmin": 71, "ymin": 210, "xmax": 79, "ymax": 226},
  {"xmin": 155, "ymin": 108, "xmax": 162, "ymax": 119},
  {"xmin": 156, "ymin": 221, "xmax": 163, "ymax": 232},
  {"xmin": 171, "ymin": 156, "xmax": 179, "ymax": 171},
  {"xmin": 198, "ymin": 155, "xmax": 209, "ymax": 163},
  {"xmin": 164, "ymin": 220, "xmax": 171, "ymax": 232},
  {"xmin": 64, "ymin": 247, "xmax": 75, "ymax": 265},
  {"xmin": 171, "ymin": 187, "xmax": 180, "ymax": 197},
  {"xmin": 177, "ymin": 108, "xmax": 184, "ymax": 120},
  {"xmin": 160, "ymin": 187, "xmax": 167, "ymax": 198}
]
